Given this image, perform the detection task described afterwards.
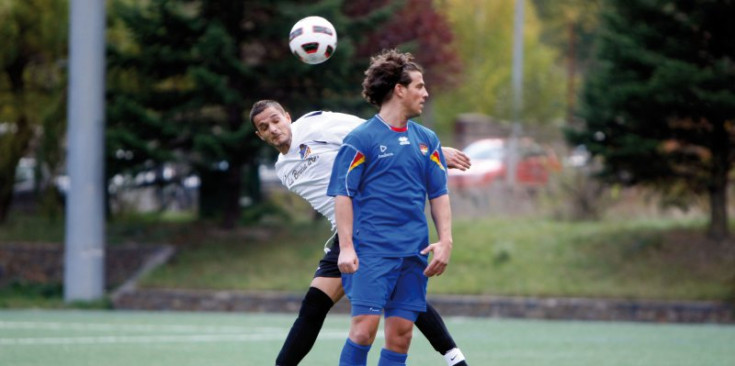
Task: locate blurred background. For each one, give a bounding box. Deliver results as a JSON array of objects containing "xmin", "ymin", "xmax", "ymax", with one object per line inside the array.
[{"xmin": 1, "ymin": 0, "xmax": 734, "ymax": 311}]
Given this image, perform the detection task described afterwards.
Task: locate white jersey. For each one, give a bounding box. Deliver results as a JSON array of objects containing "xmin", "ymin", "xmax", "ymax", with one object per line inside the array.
[{"xmin": 275, "ymin": 111, "xmax": 364, "ymax": 230}]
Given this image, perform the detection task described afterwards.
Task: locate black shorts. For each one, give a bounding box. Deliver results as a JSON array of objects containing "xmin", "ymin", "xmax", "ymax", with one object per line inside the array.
[{"xmin": 314, "ymin": 234, "xmax": 341, "ymax": 278}]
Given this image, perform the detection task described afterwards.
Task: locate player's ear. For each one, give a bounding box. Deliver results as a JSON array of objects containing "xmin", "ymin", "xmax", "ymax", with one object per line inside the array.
[
  {"xmin": 394, "ymin": 83, "xmax": 405, "ymax": 98},
  {"xmin": 255, "ymin": 130, "xmax": 265, "ymax": 141},
  {"xmin": 286, "ymin": 112, "xmax": 292, "ymax": 123}
]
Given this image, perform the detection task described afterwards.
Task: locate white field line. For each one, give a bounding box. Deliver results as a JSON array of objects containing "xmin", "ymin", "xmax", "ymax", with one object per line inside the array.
[
  {"xmin": 0, "ymin": 321, "xmax": 277, "ymax": 333},
  {"xmin": 0, "ymin": 320, "xmax": 360, "ymax": 346},
  {"xmin": 0, "ymin": 331, "xmax": 351, "ymax": 346}
]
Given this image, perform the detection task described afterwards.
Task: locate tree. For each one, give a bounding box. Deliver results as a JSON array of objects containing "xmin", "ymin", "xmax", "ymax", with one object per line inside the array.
[
  {"xmin": 567, "ymin": 0, "xmax": 735, "ymax": 240},
  {"xmin": 107, "ymin": 0, "xmax": 460, "ymax": 228},
  {"xmin": 346, "ymin": 0, "xmax": 461, "ymax": 89},
  {"xmin": 0, "ymin": 0, "xmax": 68, "ymax": 223},
  {"xmin": 432, "ymin": 0, "xmax": 566, "ymax": 139},
  {"xmin": 533, "ymin": 0, "xmax": 601, "ymax": 125}
]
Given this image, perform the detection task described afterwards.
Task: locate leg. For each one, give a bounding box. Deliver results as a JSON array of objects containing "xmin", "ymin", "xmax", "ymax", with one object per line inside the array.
[
  {"xmin": 383, "ymin": 316, "xmax": 414, "ymax": 353},
  {"xmin": 275, "ymin": 276, "xmax": 343, "ymax": 366},
  {"xmin": 415, "ymin": 304, "xmax": 468, "ymax": 365},
  {"xmin": 415, "ymin": 303, "xmax": 456, "ymax": 353},
  {"xmin": 376, "ymin": 256, "xmax": 425, "ymax": 366},
  {"xmin": 340, "ymin": 314, "xmax": 381, "ymax": 366},
  {"xmin": 340, "ymin": 256, "xmax": 401, "ymax": 365}
]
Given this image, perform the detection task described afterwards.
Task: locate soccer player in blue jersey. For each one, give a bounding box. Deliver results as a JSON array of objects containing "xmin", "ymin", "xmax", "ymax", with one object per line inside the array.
[
  {"xmin": 250, "ymin": 100, "xmax": 469, "ymax": 366},
  {"xmin": 327, "ymin": 49, "xmax": 455, "ymax": 366}
]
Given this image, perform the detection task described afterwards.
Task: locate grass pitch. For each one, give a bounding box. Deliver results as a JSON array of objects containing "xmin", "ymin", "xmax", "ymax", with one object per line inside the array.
[{"xmin": 1, "ymin": 309, "xmax": 733, "ymax": 366}]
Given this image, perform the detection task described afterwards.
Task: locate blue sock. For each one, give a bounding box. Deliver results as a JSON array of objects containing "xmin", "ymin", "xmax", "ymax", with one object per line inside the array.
[
  {"xmin": 378, "ymin": 348, "xmax": 407, "ymax": 366},
  {"xmin": 339, "ymin": 338, "xmax": 371, "ymax": 366}
]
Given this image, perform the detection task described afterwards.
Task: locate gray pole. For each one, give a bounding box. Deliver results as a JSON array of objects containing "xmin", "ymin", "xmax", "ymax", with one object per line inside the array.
[
  {"xmin": 64, "ymin": 0, "xmax": 107, "ymax": 302},
  {"xmin": 507, "ymin": 0, "xmax": 524, "ymax": 185}
]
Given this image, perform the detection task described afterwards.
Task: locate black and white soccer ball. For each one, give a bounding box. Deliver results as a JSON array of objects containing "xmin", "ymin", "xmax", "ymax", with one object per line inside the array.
[{"xmin": 288, "ymin": 16, "xmax": 337, "ymax": 65}]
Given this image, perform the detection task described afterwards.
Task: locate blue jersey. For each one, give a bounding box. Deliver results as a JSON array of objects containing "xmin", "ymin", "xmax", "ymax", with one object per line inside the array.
[{"xmin": 326, "ymin": 115, "xmax": 448, "ymax": 257}]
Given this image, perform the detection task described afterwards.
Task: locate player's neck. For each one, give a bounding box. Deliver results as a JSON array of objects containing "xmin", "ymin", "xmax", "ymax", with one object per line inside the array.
[
  {"xmin": 276, "ymin": 139, "xmax": 291, "ymax": 155},
  {"xmin": 377, "ymin": 105, "xmax": 408, "ymax": 128}
]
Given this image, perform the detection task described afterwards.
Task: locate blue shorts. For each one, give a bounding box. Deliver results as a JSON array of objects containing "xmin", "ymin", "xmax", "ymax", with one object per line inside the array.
[{"xmin": 342, "ymin": 255, "xmax": 428, "ymax": 321}]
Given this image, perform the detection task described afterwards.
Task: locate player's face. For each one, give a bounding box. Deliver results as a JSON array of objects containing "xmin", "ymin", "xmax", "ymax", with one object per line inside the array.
[
  {"xmin": 253, "ymin": 106, "xmax": 292, "ymax": 153},
  {"xmin": 402, "ymin": 71, "xmax": 429, "ymax": 118}
]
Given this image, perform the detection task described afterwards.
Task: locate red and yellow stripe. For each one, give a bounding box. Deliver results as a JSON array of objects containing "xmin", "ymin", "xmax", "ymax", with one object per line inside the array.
[
  {"xmin": 430, "ymin": 151, "xmax": 445, "ymax": 171},
  {"xmin": 348, "ymin": 152, "xmax": 365, "ymax": 172}
]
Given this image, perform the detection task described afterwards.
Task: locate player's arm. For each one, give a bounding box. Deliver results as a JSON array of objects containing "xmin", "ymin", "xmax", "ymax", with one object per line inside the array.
[
  {"xmin": 334, "ymin": 195, "xmax": 359, "ymax": 274},
  {"xmin": 421, "ymin": 194, "xmax": 453, "ymax": 277},
  {"xmin": 441, "ymin": 146, "xmax": 471, "ymax": 171}
]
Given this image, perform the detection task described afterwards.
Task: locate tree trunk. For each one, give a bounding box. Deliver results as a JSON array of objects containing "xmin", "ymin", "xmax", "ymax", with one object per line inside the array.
[
  {"xmin": 220, "ymin": 163, "xmax": 242, "ymax": 230},
  {"xmin": 707, "ymin": 122, "xmax": 730, "ymax": 241},
  {"xmin": 0, "ymin": 57, "xmax": 32, "ymax": 224},
  {"xmin": 0, "ymin": 115, "xmax": 33, "ymax": 224},
  {"xmin": 708, "ymin": 182, "xmax": 728, "ymax": 241}
]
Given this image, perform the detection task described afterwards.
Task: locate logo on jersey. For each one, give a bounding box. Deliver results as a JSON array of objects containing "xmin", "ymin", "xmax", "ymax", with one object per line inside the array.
[
  {"xmin": 380, "ymin": 145, "xmax": 387, "ymax": 152},
  {"xmin": 398, "ymin": 136, "xmax": 410, "ymax": 145},
  {"xmin": 430, "ymin": 150, "xmax": 445, "ymax": 171},
  {"xmin": 299, "ymin": 144, "xmax": 312, "ymax": 159},
  {"xmin": 348, "ymin": 151, "xmax": 365, "ymax": 172},
  {"xmin": 419, "ymin": 144, "xmax": 428, "ymax": 155}
]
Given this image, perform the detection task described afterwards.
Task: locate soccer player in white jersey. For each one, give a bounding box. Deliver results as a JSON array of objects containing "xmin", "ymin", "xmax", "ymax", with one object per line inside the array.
[{"xmin": 250, "ymin": 100, "xmax": 469, "ymax": 366}]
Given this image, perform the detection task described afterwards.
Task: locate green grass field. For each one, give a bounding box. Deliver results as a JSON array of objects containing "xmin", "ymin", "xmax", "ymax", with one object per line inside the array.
[
  {"xmin": 138, "ymin": 216, "xmax": 735, "ymax": 301},
  {"xmin": 2, "ymin": 211, "xmax": 734, "ymax": 302},
  {"xmin": 1, "ymin": 309, "xmax": 734, "ymax": 366}
]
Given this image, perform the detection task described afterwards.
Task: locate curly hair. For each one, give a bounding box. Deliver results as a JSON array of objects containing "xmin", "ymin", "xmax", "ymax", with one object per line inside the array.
[{"xmin": 361, "ymin": 49, "xmax": 424, "ymax": 108}]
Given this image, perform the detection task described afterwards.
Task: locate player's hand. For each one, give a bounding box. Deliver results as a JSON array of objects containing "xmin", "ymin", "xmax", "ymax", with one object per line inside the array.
[
  {"xmin": 338, "ymin": 247, "xmax": 359, "ymax": 274},
  {"xmin": 421, "ymin": 240, "xmax": 452, "ymax": 277},
  {"xmin": 442, "ymin": 147, "xmax": 471, "ymax": 171}
]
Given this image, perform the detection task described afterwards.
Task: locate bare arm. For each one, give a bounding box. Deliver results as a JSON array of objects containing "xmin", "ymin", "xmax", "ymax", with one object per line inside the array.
[
  {"xmin": 441, "ymin": 147, "xmax": 471, "ymax": 171},
  {"xmin": 335, "ymin": 195, "xmax": 359, "ymax": 274},
  {"xmin": 421, "ymin": 194, "xmax": 453, "ymax": 277}
]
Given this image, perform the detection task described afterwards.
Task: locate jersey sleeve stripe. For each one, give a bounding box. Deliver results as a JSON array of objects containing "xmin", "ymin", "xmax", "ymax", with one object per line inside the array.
[
  {"xmin": 430, "ymin": 150, "xmax": 446, "ymax": 171},
  {"xmin": 348, "ymin": 151, "xmax": 365, "ymax": 172}
]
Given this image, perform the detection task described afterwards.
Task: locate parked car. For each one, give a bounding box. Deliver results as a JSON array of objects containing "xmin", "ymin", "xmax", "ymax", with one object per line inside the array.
[{"xmin": 448, "ymin": 138, "xmax": 560, "ymax": 188}]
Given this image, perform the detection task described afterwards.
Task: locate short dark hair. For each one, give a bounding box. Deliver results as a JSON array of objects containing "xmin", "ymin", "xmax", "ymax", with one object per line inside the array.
[
  {"xmin": 249, "ymin": 100, "xmax": 286, "ymax": 129},
  {"xmin": 361, "ymin": 49, "xmax": 423, "ymax": 108}
]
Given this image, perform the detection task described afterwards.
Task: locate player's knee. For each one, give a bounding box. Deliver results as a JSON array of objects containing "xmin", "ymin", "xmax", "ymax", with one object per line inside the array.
[
  {"xmin": 348, "ymin": 320, "xmax": 379, "ymax": 346},
  {"xmin": 348, "ymin": 327, "xmax": 376, "ymax": 345},
  {"xmin": 298, "ymin": 287, "xmax": 334, "ymax": 319},
  {"xmin": 385, "ymin": 330, "xmax": 412, "ymax": 353}
]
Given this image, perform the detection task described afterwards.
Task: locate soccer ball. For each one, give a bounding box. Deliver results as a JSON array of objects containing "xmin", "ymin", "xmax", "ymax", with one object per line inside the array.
[{"xmin": 288, "ymin": 16, "xmax": 337, "ymax": 65}]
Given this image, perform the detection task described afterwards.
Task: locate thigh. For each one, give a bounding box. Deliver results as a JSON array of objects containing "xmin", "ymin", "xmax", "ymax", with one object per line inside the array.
[
  {"xmin": 385, "ymin": 256, "xmax": 428, "ymax": 314},
  {"xmin": 313, "ymin": 235, "xmax": 341, "ymax": 278},
  {"xmin": 310, "ymin": 276, "xmax": 344, "ymax": 303},
  {"xmin": 342, "ymin": 256, "xmax": 402, "ymax": 310}
]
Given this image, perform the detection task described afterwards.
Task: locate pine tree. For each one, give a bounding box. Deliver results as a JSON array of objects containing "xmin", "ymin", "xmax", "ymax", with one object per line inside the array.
[{"xmin": 567, "ymin": 0, "xmax": 735, "ymax": 240}]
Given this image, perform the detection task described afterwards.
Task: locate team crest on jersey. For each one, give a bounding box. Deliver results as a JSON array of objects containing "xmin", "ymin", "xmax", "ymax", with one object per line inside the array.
[
  {"xmin": 398, "ymin": 136, "xmax": 410, "ymax": 145},
  {"xmin": 299, "ymin": 144, "xmax": 312, "ymax": 159},
  {"xmin": 419, "ymin": 144, "xmax": 428, "ymax": 155}
]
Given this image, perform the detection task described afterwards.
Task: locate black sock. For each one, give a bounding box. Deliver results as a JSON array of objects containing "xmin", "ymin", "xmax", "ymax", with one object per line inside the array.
[
  {"xmin": 415, "ymin": 302, "xmax": 458, "ymax": 355},
  {"xmin": 275, "ymin": 287, "xmax": 334, "ymax": 366}
]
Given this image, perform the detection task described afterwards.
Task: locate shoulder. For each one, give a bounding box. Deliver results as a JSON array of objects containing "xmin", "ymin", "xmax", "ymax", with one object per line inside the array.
[
  {"xmin": 346, "ymin": 116, "xmax": 376, "ymax": 135},
  {"xmin": 323, "ymin": 111, "xmax": 365, "ymax": 124},
  {"xmin": 295, "ymin": 111, "xmax": 365, "ymax": 134},
  {"xmin": 409, "ymin": 121, "xmax": 439, "ymax": 139},
  {"xmin": 342, "ymin": 117, "xmax": 379, "ymax": 150},
  {"xmin": 292, "ymin": 111, "xmax": 326, "ymax": 127}
]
